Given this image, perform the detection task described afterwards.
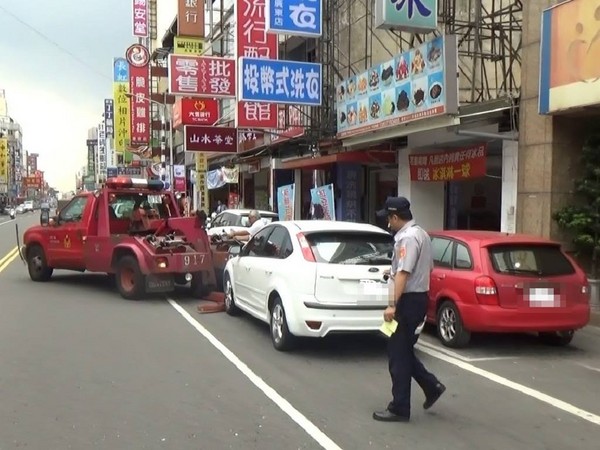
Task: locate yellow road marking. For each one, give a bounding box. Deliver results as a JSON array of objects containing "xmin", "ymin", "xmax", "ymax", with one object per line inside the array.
[
  {"xmin": 0, "ymin": 246, "xmax": 18, "ymax": 267},
  {"xmin": 0, "ymin": 250, "xmax": 19, "ymax": 273}
]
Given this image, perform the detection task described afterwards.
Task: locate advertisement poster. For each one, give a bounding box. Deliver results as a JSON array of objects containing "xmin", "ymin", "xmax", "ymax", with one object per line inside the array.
[
  {"xmin": 174, "ymin": 164, "xmax": 186, "ymax": 191},
  {"xmin": 310, "ymin": 184, "xmax": 336, "ymax": 220},
  {"xmin": 276, "ymin": 184, "xmax": 295, "ymax": 221}
]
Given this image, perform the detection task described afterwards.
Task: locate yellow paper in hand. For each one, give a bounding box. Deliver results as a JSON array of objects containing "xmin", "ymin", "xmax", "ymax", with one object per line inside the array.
[{"xmin": 379, "ymin": 320, "xmax": 398, "ymax": 337}]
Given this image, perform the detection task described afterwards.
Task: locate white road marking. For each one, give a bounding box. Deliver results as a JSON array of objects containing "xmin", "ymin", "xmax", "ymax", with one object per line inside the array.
[
  {"xmin": 167, "ymin": 299, "xmax": 343, "ymax": 450},
  {"xmin": 577, "ymin": 363, "xmax": 600, "ymax": 374},
  {"xmin": 417, "ymin": 339, "xmax": 519, "ymax": 363},
  {"xmin": 418, "ymin": 344, "xmax": 600, "ymax": 426},
  {"xmin": 0, "ymin": 218, "xmax": 15, "ymax": 227}
]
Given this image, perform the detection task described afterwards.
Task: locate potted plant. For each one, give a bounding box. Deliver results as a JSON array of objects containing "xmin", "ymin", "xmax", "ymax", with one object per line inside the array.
[{"xmin": 553, "ymin": 133, "xmax": 600, "ymax": 309}]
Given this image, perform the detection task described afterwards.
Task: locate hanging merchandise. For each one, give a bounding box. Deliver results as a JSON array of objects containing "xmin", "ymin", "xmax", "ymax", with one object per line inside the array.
[{"xmin": 206, "ymin": 169, "xmax": 227, "ymax": 190}]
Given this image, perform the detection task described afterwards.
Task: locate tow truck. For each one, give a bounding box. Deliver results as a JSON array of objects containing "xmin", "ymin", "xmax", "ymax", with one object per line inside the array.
[{"xmin": 19, "ymin": 177, "xmax": 216, "ymax": 300}]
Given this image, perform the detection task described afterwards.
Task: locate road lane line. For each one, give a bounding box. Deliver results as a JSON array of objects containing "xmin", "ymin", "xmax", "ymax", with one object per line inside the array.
[
  {"xmin": 0, "ymin": 246, "xmax": 18, "ymax": 267},
  {"xmin": 417, "ymin": 340, "xmax": 518, "ymax": 363},
  {"xmin": 167, "ymin": 299, "xmax": 343, "ymax": 450},
  {"xmin": 0, "ymin": 218, "xmax": 15, "ymax": 227},
  {"xmin": 418, "ymin": 345, "xmax": 600, "ymax": 426},
  {"xmin": 0, "ymin": 249, "xmax": 19, "ymax": 273}
]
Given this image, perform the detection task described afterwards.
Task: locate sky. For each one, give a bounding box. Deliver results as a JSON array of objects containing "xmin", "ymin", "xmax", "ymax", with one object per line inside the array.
[{"xmin": 0, "ymin": 0, "xmax": 133, "ymax": 193}]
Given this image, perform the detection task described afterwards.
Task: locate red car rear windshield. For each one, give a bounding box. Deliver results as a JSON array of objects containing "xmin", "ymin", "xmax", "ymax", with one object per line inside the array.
[
  {"xmin": 488, "ymin": 244, "xmax": 575, "ymax": 277},
  {"xmin": 306, "ymin": 232, "xmax": 394, "ymax": 265}
]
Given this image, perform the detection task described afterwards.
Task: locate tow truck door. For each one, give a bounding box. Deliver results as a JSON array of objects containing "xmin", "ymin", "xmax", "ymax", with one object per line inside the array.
[{"xmin": 51, "ymin": 195, "xmax": 91, "ymax": 269}]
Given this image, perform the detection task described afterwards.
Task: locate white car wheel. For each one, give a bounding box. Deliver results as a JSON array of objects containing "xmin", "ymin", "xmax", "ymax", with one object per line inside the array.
[
  {"xmin": 270, "ymin": 298, "xmax": 295, "ymax": 351},
  {"xmin": 224, "ymin": 274, "xmax": 239, "ymax": 316}
]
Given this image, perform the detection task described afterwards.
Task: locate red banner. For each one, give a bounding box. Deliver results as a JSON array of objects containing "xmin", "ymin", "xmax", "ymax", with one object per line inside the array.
[
  {"xmin": 271, "ymin": 105, "xmax": 305, "ymax": 144},
  {"xmin": 129, "ymin": 64, "xmax": 150, "ymax": 145},
  {"xmin": 168, "ymin": 55, "xmax": 235, "ymax": 97},
  {"xmin": 132, "ymin": 0, "xmax": 148, "ymax": 37},
  {"xmin": 236, "ymin": 0, "xmax": 278, "ymax": 129},
  {"xmin": 172, "ymin": 98, "xmax": 220, "ymax": 129},
  {"xmin": 408, "ymin": 144, "xmax": 487, "ymax": 182},
  {"xmin": 184, "ymin": 126, "xmax": 238, "ymax": 153}
]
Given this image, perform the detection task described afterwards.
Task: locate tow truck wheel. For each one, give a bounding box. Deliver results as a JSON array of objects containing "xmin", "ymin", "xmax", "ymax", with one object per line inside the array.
[
  {"xmin": 116, "ymin": 256, "xmax": 144, "ymax": 300},
  {"xmin": 190, "ymin": 272, "xmax": 206, "ymax": 297},
  {"xmin": 27, "ymin": 245, "xmax": 53, "ymax": 282}
]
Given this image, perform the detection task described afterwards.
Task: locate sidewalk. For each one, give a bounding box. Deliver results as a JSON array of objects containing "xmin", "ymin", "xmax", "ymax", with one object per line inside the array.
[{"xmin": 590, "ymin": 310, "xmax": 600, "ymax": 328}]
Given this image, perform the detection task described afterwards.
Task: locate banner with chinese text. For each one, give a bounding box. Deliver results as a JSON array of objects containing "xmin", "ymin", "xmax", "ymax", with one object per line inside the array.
[
  {"xmin": 168, "ymin": 55, "xmax": 236, "ymax": 97},
  {"xmin": 132, "ymin": 0, "xmax": 148, "ymax": 37},
  {"xmin": 195, "ymin": 152, "xmax": 209, "ymax": 210},
  {"xmin": 0, "ymin": 138, "xmax": 8, "ymax": 185},
  {"xmin": 113, "ymin": 58, "xmax": 131, "ymax": 159},
  {"xmin": 236, "ymin": 0, "xmax": 278, "ymax": 128},
  {"xmin": 129, "ymin": 63, "xmax": 150, "ymax": 146},
  {"xmin": 310, "ymin": 184, "xmax": 336, "ymax": 220},
  {"xmin": 177, "ymin": 0, "xmax": 205, "ymax": 37},
  {"xmin": 276, "ymin": 184, "xmax": 295, "ymax": 221},
  {"xmin": 409, "ymin": 144, "xmax": 487, "ymax": 182}
]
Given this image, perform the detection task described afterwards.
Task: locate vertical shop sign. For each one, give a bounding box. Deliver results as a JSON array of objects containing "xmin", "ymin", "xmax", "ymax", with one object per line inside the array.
[
  {"xmin": 129, "ymin": 64, "xmax": 150, "ymax": 145},
  {"xmin": 276, "ymin": 184, "xmax": 295, "ymax": 220},
  {"xmin": 310, "ymin": 184, "xmax": 336, "ymax": 220},
  {"xmin": 0, "ymin": 138, "xmax": 8, "ymax": 185},
  {"xmin": 337, "ymin": 164, "xmax": 360, "ymax": 222},
  {"xmin": 132, "ymin": 0, "xmax": 148, "ymax": 37},
  {"xmin": 174, "ymin": 165, "xmax": 187, "ymax": 191},
  {"xmin": 104, "ymin": 99, "xmax": 114, "ymax": 139},
  {"xmin": 177, "ymin": 0, "xmax": 205, "ymax": 37},
  {"xmin": 97, "ymin": 123, "xmax": 107, "ymax": 181},
  {"xmin": 236, "ymin": 0, "xmax": 278, "ymax": 129},
  {"xmin": 195, "ymin": 152, "xmax": 208, "ymax": 210},
  {"xmin": 113, "ymin": 58, "xmax": 131, "ymax": 154}
]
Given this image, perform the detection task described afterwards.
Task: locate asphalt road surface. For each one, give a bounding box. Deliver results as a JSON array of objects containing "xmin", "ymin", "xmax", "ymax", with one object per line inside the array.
[{"xmin": 1, "ymin": 213, "xmax": 599, "ymax": 449}]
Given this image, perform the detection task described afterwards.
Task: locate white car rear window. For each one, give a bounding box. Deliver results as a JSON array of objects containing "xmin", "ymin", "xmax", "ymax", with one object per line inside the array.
[{"xmin": 306, "ymin": 231, "xmax": 394, "ymax": 265}]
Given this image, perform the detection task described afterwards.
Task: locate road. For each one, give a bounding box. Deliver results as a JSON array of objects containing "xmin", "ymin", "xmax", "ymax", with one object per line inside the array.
[{"xmin": 0, "ymin": 213, "xmax": 599, "ymax": 449}]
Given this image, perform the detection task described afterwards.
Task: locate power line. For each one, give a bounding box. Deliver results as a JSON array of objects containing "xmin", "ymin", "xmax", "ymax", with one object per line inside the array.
[{"xmin": 0, "ymin": 4, "xmax": 111, "ymax": 82}]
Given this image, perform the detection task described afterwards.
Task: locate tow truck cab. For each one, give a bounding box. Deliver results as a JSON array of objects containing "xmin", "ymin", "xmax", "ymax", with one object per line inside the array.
[{"xmin": 22, "ymin": 177, "xmax": 216, "ymax": 299}]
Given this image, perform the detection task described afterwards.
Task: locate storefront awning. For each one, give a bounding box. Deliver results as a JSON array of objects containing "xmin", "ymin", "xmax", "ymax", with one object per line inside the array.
[{"xmin": 279, "ymin": 150, "xmax": 396, "ymax": 170}]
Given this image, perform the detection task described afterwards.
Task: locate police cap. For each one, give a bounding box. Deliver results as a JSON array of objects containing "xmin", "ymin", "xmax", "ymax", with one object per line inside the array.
[{"xmin": 376, "ymin": 196, "xmax": 411, "ymax": 218}]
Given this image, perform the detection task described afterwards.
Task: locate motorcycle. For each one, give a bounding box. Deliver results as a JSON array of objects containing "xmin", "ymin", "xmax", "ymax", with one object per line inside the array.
[{"xmin": 9, "ymin": 207, "xmax": 16, "ymax": 220}]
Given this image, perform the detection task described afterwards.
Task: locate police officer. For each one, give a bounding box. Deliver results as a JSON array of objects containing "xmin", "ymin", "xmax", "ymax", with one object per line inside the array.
[{"xmin": 373, "ymin": 196, "xmax": 446, "ymax": 422}]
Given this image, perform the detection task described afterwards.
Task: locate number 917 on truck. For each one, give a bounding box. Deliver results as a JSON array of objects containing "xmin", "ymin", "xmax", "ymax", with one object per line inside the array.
[{"xmin": 18, "ymin": 177, "xmax": 216, "ymax": 300}]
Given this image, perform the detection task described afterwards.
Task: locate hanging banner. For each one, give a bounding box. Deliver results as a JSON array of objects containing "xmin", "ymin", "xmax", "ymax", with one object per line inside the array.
[
  {"xmin": 0, "ymin": 138, "xmax": 8, "ymax": 185},
  {"xmin": 113, "ymin": 58, "xmax": 131, "ymax": 156},
  {"xmin": 310, "ymin": 184, "xmax": 336, "ymax": 220},
  {"xmin": 408, "ymin": 144, "xmax": 487, "ymax": 182},
  {"xmin": 277, "ymin": 184, "xmax": 295, "ymax": 221},
  {"xmin": 132, "ymin": 0, "xmax": 149, "ymax": 37},
  {"xmin": 206, "ymin": 169, "xmax": 227, "ymax": 190},
  {"xmin": 174, "ymin": 164, "xmax": 186, "ymax": 191},
  {"xmin": 195, "ymin": 152, "xmax": 209, "ymax": 210},
  {"xmin": 177, "ymin": 0, "xmax": 205, "ymax": 37}
]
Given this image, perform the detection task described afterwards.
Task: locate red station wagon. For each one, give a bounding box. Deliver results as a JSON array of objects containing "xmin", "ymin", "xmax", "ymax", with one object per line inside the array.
[{"xmin": 426, "ymin": 231, "xmax": 590, "ymax": 348}]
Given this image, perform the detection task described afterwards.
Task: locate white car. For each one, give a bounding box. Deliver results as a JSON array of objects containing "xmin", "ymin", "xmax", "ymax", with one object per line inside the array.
[
  {"xmin": 207, "ymin": 209, "xmax": 278, "ymax": 237},
  {"xmin": 223, "ymin": 220, "xmax": 394, "ymax": 351}
]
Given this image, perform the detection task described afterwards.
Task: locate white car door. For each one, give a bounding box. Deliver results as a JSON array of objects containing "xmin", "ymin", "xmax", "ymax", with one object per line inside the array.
[{"xmin": 233, "ymin": 227, "xmax": 274, "ymax": 312}]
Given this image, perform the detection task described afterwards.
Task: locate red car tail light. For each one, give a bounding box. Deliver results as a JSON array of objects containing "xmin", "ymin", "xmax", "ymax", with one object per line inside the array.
[
  {"xmin": 297, "ymin": 232, "xmax": 316, "ymax": 262},
  {"xmin": 475, "ymin": 276, "xmax": 499, "ymax": 305}
]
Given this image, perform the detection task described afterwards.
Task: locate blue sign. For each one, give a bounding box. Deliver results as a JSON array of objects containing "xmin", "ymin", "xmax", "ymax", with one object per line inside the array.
[
  {"xmin": 310, "ymin": 184, "xmax": 335, "ymax": 220},
  {"xmin": 107, "ymin": 167, "xmax": 118, "ymax": 178},
  {"xmin": 277, "ymin": 184, "xmax": 295, "ymax": 221},
  {"xmin": 117, "ymin": 166, "xmax": 143, "ymax": 176},
  {"xmin": 239, "ymin": 58, "xmax": 322, "ymax": 106},
  {"xmin": 336, "ymin": 164, "xmax": 361, "ymax": 222},
  {"xmin": 375, "ymin": 0, "xmax": 437, "ymax": 33},
  {"xmin": 113, "ymin": 57, "xmax": 129, "ymax": 83},
  {"xmin": 266, "ymin": 0, "xmax": 322, "ymax": 37}
]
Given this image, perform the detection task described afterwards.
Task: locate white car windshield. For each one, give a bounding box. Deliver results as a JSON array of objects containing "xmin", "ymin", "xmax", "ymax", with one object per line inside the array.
[{"xmin": 240, "ymin": 215, "xmax": 275, "ymax": 227}]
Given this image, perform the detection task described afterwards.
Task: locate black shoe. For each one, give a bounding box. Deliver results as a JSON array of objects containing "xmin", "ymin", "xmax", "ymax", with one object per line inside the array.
[
  {"xmin": 423, "ymin": 383, "xmax": 446, "ymax": 410},
  {"xmin": 372, "ymin": 409, "xmax": 410, "ymax": 422}
]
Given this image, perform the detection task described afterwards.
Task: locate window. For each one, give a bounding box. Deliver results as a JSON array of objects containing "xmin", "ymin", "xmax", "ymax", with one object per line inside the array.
[
  {"xmin": 220, "ymin": 212, "xmax": 238, "ymax": 227},
  {"xmin": 264, "ymin": 226, "xmax": 292, "ymax": 259},
  {"xmin": 305, "ymin": 231, "xmax": 393, "ymax": 264},
  {"xmin": 454, "ymin": 242, "xmax": 473, "ymax": 270},
  {"xmin": 108, "ymin": 193, "xmax": 171, "ymax": 219},
  {"xmin": 60, "ymin": 196, "xmax": 89, "ymax": 222},
  {"xmin": 242, "ymin": 227, "xmax": 274, "ymax": 257},
  {"xmin": 431, "ymin": 237, "xmax": 453, "ymax": 268},
  {"xmin": 488, "ymin": 244, "xmax": 575, "ymax": 277},
  {"xmin": 212, "ymin": 213, "xmax": 223, "ymax": 227}
]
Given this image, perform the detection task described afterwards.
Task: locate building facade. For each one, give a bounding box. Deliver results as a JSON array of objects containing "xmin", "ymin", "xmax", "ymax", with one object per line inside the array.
[{"xmin": 0, "ymin": 90, "xmax": 25, "ymax": 204}]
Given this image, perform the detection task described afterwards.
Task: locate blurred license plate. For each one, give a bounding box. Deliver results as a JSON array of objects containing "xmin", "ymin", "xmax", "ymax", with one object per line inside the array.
[
  {"xmin": 528, "ymin": 287, "xmax": 557, "ymax": 307},
  {"xmin": 360, "ymin": 280, "xmax": 384, "ymax": 296}
]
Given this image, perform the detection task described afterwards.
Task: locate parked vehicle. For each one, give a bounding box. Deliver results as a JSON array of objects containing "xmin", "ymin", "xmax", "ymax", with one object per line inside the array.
[
  {"xmin": 23, "ymin": 201, "xmax": 34, "ymax": 213},
  {"xmin": 207, "ymin": 209, "xmax": 278, "ymax": 237},
  {"xmin": 20, "ymin": 177, "xmax": 216, "ymax": 300},
  {"xmin": 9, "ymin": 207, "xmax": 15, "ymax": 219},
  {"xmin": 223, "ymin": 220, "xmax": 394, "ymax": 351},
  {"xmin": 427, "ymin": 230, "xmax": 590, "ymax": 348}
]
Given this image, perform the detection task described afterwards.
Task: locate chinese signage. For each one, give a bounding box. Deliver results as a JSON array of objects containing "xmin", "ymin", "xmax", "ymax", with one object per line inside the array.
[
  {"xmin": 0, "ymin": 138, "xmax": 7, "ymax": 185},
  {"xmin": 539, "ymin": 0, "xmax": 600, "ymax": 114},
  {"xmin": 374, "ymin": 0, "xmax": 437, "ymax": 33},
  {"xmin": 177, "ymin": 0, "xmax": 205, "ymax": 37},
  {"xmin": 168, "ymin": 55, "xmax": 236, "ymax": 97},
  {"xmin": 195, "ymin": 152, "xmax": 208, "ymax": 209},
  {"xmin": 408, "ymin": 144, "xmax": 487, "ymax": 182},
  {"xmin": 174, "ymin": 165, "xmax": 186, "ymax": 191},
  {"xmin": 271, "ymin": 105, "xmax": 306, "ymax": 144},
  {"xmin": 236, "ymin": 0, "xmax": 278, "ymax": 128},
  {"xmin": 104, "ymin": 99, "xmax": 114, "ymax": 139},
  {"xmin": 266, "ymin": 0, "xmax": 323, "ymax": 37},
  {"xmin": 23, "ymin": 176, "xmax": 42, "ymax": 189},
  {"xmin": 97, "ymin": 123, "xmax": 107, "ymax": 181},
  {"xmin": 86, "ymin": 138, "xmax": 96, "ymax": 179},
  {"xmin": 173, "ymin": 98, "xmax": 219, "ymax": 129},
  {"xmin": 27, "ymin": 154, "xmax": 38, "ymax": 172},
  {"xmin": 174, "ymin": 36, "xmax": 204, "ymax": 55},
  {"xmin": 310, "ymin": 184, "xmax": 335, "ymax": 220},
  {"xmin": 184, "ymin": 126, "xmax": 238, "ymax": 153},
  {"xmin": 116, "ymin": 166, "xmax": 143, "ymax": 176},
  {"xmin": 132, "ymin": 0, "xmax": 148, "ymax": 37},
  {"xmin": 239, "ymin": 58, "xmax": 323, "ymax": 106},
  {"xmin": 336, "ymin": 164, "xmax": 360, "ymax": 221},
  {"xmin": 276, "ymin": 184, "xmax": 295, "ymax": 221},
  {"xmin": 129, "ymin": 63, "xmax": 150, "ymax": 145},
  {"xmin": 113, "ymin": 58, "xmax": 131, "ymax": 154},
  {"xmin": 336, "ymin": 35, "xmax": 458, "ymax": 140}
]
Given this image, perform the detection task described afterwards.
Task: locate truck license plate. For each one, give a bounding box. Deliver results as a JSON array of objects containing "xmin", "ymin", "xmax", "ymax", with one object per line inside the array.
[{"xmin": 146, "ymin": 275, "xmax": 174, "ymax": 293}]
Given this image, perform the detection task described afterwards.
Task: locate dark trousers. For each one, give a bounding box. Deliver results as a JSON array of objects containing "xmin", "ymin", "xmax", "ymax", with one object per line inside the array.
[{"xmin": 387, "ymin": 292, "xmax": 439, "ymax": 417}]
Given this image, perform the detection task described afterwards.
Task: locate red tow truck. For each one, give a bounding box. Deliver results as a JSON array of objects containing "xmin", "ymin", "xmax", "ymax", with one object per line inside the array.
[{"xmin": 20, "ymin": 177, "xmax": 216, "ymax": 299}]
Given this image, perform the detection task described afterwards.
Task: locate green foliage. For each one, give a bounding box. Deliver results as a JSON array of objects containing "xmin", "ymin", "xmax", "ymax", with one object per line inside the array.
[{"xmin": 553, "ymin": 134, "xmax": 600, "ymax": 278}]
